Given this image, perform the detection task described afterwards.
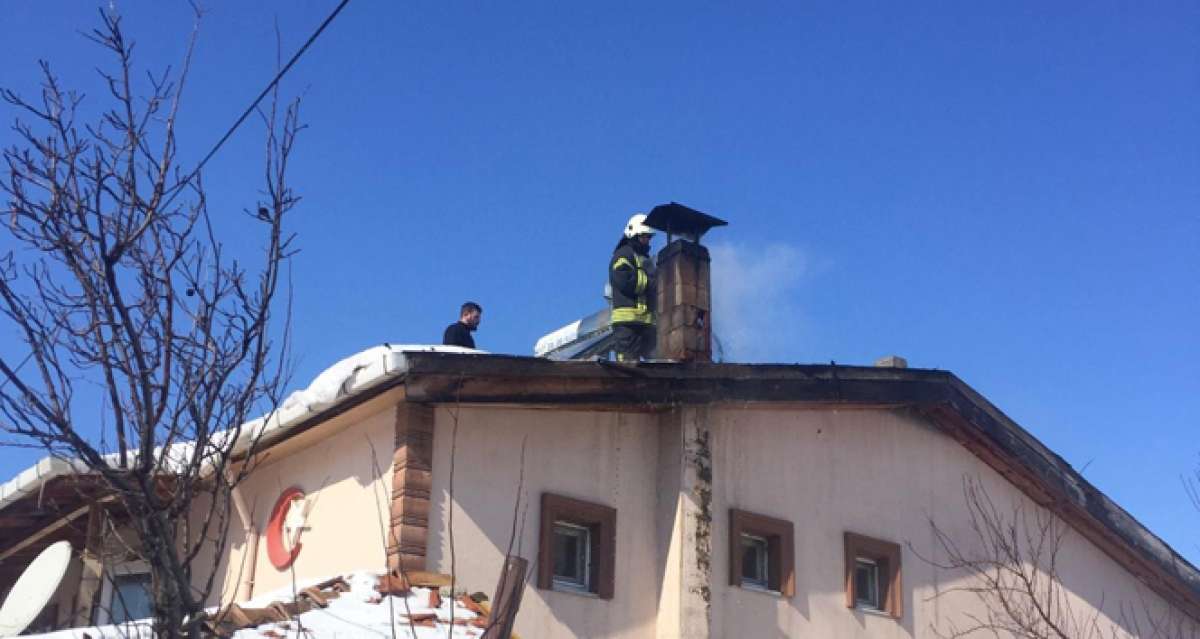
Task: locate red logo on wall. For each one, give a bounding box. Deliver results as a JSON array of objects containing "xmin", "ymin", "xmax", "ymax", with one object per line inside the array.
[{"xmin": 266, "ymin": 487, "xmax": 307, "ymax": 570}]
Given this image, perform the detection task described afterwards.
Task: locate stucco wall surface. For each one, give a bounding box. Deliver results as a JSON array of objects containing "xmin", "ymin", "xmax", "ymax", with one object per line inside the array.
[
  {"xmin": 426, "ymin": 406, "xmax": 661, "ymax": 639},
  {"xmin": 199, "ymin": 401, "xmax": 397, "ymax": 604},
  {"xmin": 707, "ymin": 406, "xmax": 1188, "ymax": 639}
]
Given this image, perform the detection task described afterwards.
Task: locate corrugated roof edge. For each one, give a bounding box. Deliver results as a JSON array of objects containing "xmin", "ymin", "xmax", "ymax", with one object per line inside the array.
[{"xmin": 0, "ymin": 344, "xmax": 484, "ymax": 514}]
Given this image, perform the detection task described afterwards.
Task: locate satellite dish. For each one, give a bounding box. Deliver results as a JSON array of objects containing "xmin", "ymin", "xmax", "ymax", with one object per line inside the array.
[{"xmin": 0, "ymin": 540, "xmax": 72, "ymax": 637}]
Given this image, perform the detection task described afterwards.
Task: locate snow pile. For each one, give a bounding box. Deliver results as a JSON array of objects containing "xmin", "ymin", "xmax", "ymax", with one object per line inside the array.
[
  {"xmin": 230, "ymin": 571, "xmax": 486, "ymax": 638},
  {"xmin": 25, "ymin": 570, "xmax": 489, "ymax": 638},
  {"xmin": 280, "ymin": 344, "xmax": 480, "ymax": 415}
]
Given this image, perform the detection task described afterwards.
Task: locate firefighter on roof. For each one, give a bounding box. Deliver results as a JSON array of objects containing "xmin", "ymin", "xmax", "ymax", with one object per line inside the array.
[{"xmin": 609, "ymin": 214, "xmax": 657, "ymax": 361}]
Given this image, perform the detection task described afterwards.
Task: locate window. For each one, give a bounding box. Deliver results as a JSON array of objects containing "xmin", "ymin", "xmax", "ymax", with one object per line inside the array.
[
  {"xmin": 844, "ymin": 532, "xmax": 903, "ymax": 618},
  {"xmin": 98, "ymin": 561, "xmax": 153, "ymax": 625},
  {"xmin": 538, "ymin": 493, "xmax": 616, "ymax": 599},
  {"xmin": 729, "ymin": 509, "xmax": 794, "ymax": 596},
  {"xmin": 552, "ymin": 522, "xmax": 592, "ymax": 593},
  {"xmin": 111, "ymin": 573, "xmax": 154, "ymax": 623},
  {"xmin": 854, "ymin": 557, "xmax": 881, "ymax": 610},
  {"xmin": 740, "ymin": 534, "xmax": 770, "ymax": 590}
]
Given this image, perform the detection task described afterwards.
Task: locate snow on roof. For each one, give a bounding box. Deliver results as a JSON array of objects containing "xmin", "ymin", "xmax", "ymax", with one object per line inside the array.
[
  {"xmin": 0, "ymin": 344, "xmax": 487, "ymax": 515},
  {"xmin": 24, "ymin": 570, "xmax": 491, "ymax": 638}
]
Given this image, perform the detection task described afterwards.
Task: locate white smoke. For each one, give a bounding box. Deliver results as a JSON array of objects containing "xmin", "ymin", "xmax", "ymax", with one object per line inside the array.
[{"xmin": 708, "ymin": 242, "xmax": 808, "ymax": 362}]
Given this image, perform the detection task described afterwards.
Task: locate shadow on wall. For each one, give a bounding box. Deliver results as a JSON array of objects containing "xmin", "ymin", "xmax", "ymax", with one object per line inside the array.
[
  {"xmin": 419, "ymin": 402, "xmax": 1190, "ymax": 638},
  {"xmin": 425, "ymin": 406, "xmax": 661, "ymax": 639},
  {"xmin": 201, "ymin": 403, "xmax": 401, "ymax": 605},
  {"xmin": 698, "ymin": 406, "xmax": 1192, "ymax": 639}
]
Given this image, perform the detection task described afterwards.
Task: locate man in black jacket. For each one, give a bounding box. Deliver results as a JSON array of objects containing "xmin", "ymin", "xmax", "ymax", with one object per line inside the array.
[
  {"xmin": 609, "ymin": 214, "xmax": 656, "ymax": 362},
  {"xmin": 443, "ymin": 301, "xmax": 482, "ymax": 349}
]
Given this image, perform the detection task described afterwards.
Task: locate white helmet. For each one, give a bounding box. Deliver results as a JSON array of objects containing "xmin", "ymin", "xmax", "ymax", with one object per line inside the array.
[{"xmin": 623, "ymin": 213, "xmax": 655, "ymax": 239}]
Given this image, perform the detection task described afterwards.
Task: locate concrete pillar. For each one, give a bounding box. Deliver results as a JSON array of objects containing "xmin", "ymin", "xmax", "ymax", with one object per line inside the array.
[{"xmin": 656, "ymin": 406, "xmax": 713, "ymax": 639}]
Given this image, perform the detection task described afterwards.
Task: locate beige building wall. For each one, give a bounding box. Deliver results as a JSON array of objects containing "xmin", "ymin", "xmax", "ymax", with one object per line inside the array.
[
  {"xmin": 706, "ymin": 406, "xmax": 1189, "ymax": 638},
  {"xmin": 156, "ymin": 393, "xmax": 1194, "ymax": 637},
  {"xmin": 199, "ymin": 395, "xmax": 399, "ymax": 605},
  {"xmin": 10, "ymin": 394, "xmax": 401, "ymax": 628},
  {"xmin": 425, "ymin": 406, "xmax": 663, "ymax": 639},
  {"xmin": 422, "ymin": 401, "xmax": 1194, "ymax": 638}
]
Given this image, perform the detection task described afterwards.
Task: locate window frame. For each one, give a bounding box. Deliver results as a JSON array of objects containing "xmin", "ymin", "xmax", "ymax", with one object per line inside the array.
[
  {"xmin": 729, "ymin": 509, "xmax": 795, "ymax": 597},
  {"xmin": 538, "ymin": 493, "xmax": 616, "ymax": 599},
  {"xmin": 844, "ymin": 532, "xmax": 903, "ymax": 618}
]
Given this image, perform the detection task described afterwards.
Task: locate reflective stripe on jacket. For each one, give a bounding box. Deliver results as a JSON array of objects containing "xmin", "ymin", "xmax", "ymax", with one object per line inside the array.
[{"xmin": 610, "ymin": 242, "xmax": 654, "ymax": 325}]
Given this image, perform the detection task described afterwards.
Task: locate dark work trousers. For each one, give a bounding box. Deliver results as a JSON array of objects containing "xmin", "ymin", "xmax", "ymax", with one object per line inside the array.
[{"xmin": 612, "ymin": 322, "xmax": 656, "ymax": 362}]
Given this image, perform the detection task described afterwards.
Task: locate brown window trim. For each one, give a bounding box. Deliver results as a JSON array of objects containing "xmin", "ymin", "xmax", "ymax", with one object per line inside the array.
[
  {"xmin": 844, "ymin": 531, "xmax": 903, "ymax": 618},
  {"xmin": 729, "ymin": 509, "xmax": 795, "ymax": 597},
  {"xmin": 537, "ymin": 493, "xmax": 617, "ymax": 599}
]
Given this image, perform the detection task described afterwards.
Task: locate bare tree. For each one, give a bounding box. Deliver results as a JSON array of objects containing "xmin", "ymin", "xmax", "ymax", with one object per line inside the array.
[
  {"xmin": 0, "ymin": 8, "xmax": 299, "ymax": 637},
  {"xmin": 1183, "ymin": 466, "xmax": 1200, "ymax": 523},
  {"xmin": 920, "ymin": 476, "xmax": 1199, "ymax": 639}
]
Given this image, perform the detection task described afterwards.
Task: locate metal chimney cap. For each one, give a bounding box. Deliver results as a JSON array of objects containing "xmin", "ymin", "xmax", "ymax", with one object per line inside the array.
[{"xmin": 645, "ymin": 202, "xmax": 728, "ymax": 243}]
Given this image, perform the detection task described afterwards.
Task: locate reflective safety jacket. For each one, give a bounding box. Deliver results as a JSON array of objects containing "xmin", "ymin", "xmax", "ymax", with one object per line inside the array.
[{"xmin": 609, "ymin": 241, "xmax": 655, "ymax": 325}]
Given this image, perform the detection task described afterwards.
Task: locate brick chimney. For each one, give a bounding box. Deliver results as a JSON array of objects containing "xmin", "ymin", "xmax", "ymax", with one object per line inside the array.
[{"xmin": 645, "ymin": 203, "xmax": 727, "ymax": 362}]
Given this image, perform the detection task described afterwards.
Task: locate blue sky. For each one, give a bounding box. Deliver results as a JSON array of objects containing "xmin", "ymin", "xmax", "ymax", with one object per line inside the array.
[{"xmin": 1, "ymin": 2, "xmax": 1198, "ymax": 564}]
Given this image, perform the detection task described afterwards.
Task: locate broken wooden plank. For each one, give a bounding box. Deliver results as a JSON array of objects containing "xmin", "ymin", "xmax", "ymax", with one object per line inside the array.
[{"xmin": 482, "ymin": 556, "xmax": 527, "ymax": 639}]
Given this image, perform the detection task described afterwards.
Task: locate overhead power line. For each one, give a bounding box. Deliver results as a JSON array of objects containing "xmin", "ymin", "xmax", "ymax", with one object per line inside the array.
[
  {"xmin": 1, "ymin": 1, "xmax": 352, "ymax": 387},
  {"xmin": 165, "ymin": 0, "xmax": 353, "ymax": 208}
]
